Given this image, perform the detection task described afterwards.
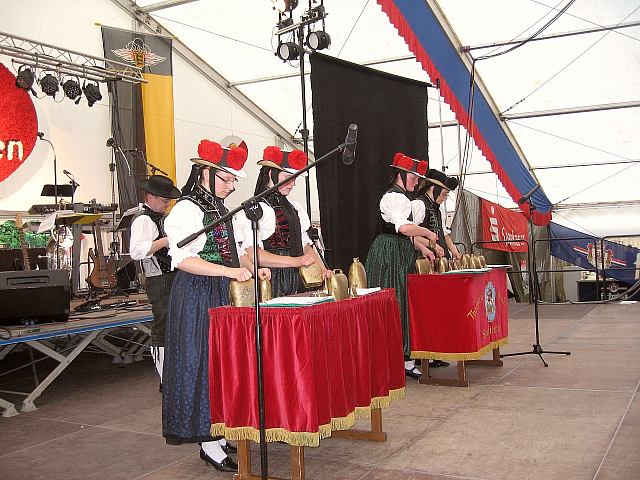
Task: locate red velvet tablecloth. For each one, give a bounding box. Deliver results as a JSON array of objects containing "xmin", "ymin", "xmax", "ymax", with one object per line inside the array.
[
  {"xmin": 207, "ymin": 288, "xmax": 405, "ymax": 447},
  {"xmin": 408, "ymin": 268, "xmax": 509, "ymax": 361}
]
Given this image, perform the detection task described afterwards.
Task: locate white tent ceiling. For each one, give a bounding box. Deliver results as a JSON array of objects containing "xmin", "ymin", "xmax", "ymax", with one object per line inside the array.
[{"xmin": 121, "ymin": 1, "xmax": 640, "ymax": 235}]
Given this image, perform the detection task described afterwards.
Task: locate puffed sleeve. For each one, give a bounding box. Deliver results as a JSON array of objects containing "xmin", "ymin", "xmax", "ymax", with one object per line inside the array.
[
  {"xmin": 164, "ymin": 200, "xmax": 206, "ymax": 270},
  {"xmin": 129, "ymin": 214, "xmax": 159, "ymax": 260},
  {"xmin": 236, "ymin": 201, "xmax": 276, "ymax": 249},
  {"xmin": 380, "ymin": 192, "xmax": 413, "ymax": 232},
  {"xmin": 290, "ymin": 200, "xmax": 312, "ymax": 247},
  {"xmin": 410, "ymin": 199, "xmax": 426, "ymax": 226}
]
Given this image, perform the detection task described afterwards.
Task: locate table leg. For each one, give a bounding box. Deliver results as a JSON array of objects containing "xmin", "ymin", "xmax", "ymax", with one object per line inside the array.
[
  {"xmin": 290, "ymin": 446, "xmax": 304, "ymax": 480},
  {"xmin": 331, "ymin": 407, "xmax": 387, "ymax": 442},
  {"xmin": 465, "ymin": 347, "xmax": 504, "ymax": 367},
  {"xmin": 418, "ymin": 359, "xmax": 469, "ymax": 387}
]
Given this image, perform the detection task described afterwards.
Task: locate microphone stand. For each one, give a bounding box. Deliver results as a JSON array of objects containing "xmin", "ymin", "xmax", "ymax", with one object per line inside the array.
[
  {"xmin": 38, "ymin": 134, "xmax": 60, "ymax": 268},
  {"xmin": 177, "ymin": 140, "xmax": 349, "ymax": 480},
  {"xmin": 130, "ymin": 150, "xmax": 170, "ymax": 177},
  {"xmin": 501, "ymin": 197, "xmax": 570, "ymax": 366}
]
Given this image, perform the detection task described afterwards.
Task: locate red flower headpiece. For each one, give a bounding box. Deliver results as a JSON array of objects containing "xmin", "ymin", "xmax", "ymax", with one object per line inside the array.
[
  {"xmin": 287, "ymin": 150, "xmax": 307, "ymax": 170},
  {"xmin": 263, "ymin": 146, "xmax": 284, "ymax": 165},
  {"xmin": 392, "ymin": 152, "xmax": 413, "ymax": 171},
  {"xmin": 226, "ymin": 147, "xmax": 248, "ymax": 170},
  {"xmin": 197, "ymin": 140, "xmax": 223, "ymax": 164},
  {"xmin": 416, "ymin": 160, "xmax": 429, "ymax": 177}
]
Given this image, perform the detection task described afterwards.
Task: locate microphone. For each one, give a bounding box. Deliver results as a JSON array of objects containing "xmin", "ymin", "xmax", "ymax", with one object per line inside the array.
[
  {"xmin": 37, "ymin": 131, "xmax": 45, "ymax": 139},
  {"xmin": 63, "ymin": 169, "xmax": 80, "ymax": 186},
  {"xmin": 518, "ymin": 184, "xmax": 541, "ymax": 205},
  {"xmin": 106, "ymin": 137, "xmax": 115, "ymax": 147},
  {"xmin": 342, "ymin": 124, "xmax": 357, "ymax": 166},
  {"xmin": 105, "ymin": 137, "xmax": 132, "ymax": 176},
  {"xmin": 63, "ymin": 169, "xmax": 72, "ymax": 176}
]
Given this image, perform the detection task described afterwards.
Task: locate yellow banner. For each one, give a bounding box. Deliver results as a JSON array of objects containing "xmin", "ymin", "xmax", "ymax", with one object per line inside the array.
[{"xmin": 141, "ymin": 73, "xmax": 176, "ymax": 182}]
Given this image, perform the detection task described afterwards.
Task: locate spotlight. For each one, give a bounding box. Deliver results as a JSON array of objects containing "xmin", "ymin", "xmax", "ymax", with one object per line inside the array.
[
  {"xmin": 307, "ymin": 30, "xmax": 331, "ymax": 50},
  {"xmin": 82, "ymin": 80, "xmax": 102, "ymax": 107},
  {"xmin": 276, "ymin": 41, "xmax": 300, "ymax": 61},
  {"xmin": 62, "ymin": 78, "xmax": 82, "ymax": 104},
  {"xmin": 40, "ymin": 72, "xmax": 59, "ymax": 97},
  {"xmin": 271, "ymin": 0, "xmax": 298, "ymax": 12},
  {"xmin": 15, "ymin": 65, "xmax": 35, "ymax": 93}
]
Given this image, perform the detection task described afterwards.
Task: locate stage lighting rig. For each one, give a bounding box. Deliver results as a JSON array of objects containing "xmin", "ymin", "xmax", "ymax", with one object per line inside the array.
[
  {"xmin": 82, "ymin": 80, "xmax": 102, "ymax": 107},
  {"xmin": 15, "ymin": 65, "xmax": 36, "ymax": 93},
  {"xmin": 271, "ymin": 0, "xmax": 298, "ymax": 13}
]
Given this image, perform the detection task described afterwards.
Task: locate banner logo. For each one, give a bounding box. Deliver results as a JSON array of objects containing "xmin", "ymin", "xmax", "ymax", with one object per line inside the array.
[
  {"xmin": 481, "ymin": 198, "xmax": 528, "ymax": 252},
  {"xmin": 112, "ymin": 38, "xmax": 166, "ymax": 69},
  {"xmin": 484, "ymin": 281, "xmax": 497, "ymax": 322},
  {"xmin": 572, "ymin": 243, "xmax": 625, "ymax": 269}
]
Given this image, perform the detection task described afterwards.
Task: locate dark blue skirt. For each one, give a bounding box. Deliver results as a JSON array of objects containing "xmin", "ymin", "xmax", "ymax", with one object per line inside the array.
[{"xmin": 162, "ymin": 269, "xmax": 230, "ymax": 444}]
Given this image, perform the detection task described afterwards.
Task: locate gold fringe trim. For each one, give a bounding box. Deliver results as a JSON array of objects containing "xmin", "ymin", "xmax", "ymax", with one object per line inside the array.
[
  {"xmin": 411, "ymin": 337, "xmax": 509, "ymax": 361},
  {"xmin": 210, "ymin": 387, "xmax": 406, "ymax": 447}
]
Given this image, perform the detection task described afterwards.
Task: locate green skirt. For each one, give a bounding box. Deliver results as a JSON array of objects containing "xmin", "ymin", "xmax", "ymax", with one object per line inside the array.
[{"xmin": 365, "ymin": 233, "xmax": 415, "ymax": 356}]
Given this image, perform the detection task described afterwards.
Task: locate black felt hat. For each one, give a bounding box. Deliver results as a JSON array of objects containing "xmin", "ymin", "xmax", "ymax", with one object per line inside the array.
[
  {"xmin": 445, "ymin": 175, "xmax": 459, "ymax": 191},
  {"xmin": 139, "ymin": 175, "xmax": 181, "ymax": 199}
]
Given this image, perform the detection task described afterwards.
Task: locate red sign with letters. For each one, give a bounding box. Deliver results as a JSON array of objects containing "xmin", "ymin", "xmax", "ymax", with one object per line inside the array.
[
  {"xmin": 0, "ymin": 63, "xmax": 38, "ymax": 183},
  {"xmin": 480, "ymin": 198, "xmax": 528, "ymax": 252}
]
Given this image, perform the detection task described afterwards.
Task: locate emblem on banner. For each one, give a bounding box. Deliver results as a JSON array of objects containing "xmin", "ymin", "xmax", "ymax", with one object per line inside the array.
[
  {"xmin": 484, "ymin": 281, "xmax": 497, "ymax": 322},
  {"xmin": 572, "ymin": 243, "xmax": 625, "ymax": 269},
  {"xmin": 112, "ymin": 38, "xmax": 166, "ymax": 69}
]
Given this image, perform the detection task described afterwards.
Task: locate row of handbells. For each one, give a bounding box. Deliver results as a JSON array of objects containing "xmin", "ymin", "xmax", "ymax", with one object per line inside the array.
[
  {"xmin": 228, "ymin": 257, "xmax": 369, "ymax": 306},
  {"xmin": 416, "ymin": 253, "xmax": 487, "ymax": 275}
]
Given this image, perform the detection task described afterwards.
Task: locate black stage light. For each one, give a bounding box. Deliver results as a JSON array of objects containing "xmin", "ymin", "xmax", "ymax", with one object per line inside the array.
[
  {"xmin": 82, "ymin": 80, "xmax": 102, "ymax": 107},
  {"xmin": 62, "ymin": 78, "xmax": 82, "ymax": 104},
  {"xmin": 40, "ymin": 72, "xmax": 59, "ymax": 97},
  {"xmin": 15, "ymin": 65, "xmax": 36, "ymax": 92},
  {"xmin": 272, "ymin": 0, "xmax": 298, "ymax": 13},
  {"xmin": 307, "ymin": 30, "xmax": 331, "ymax": 50},
  {"xmin": 276, "ymin": 41, "xmax": 300, "ymax": 61}
]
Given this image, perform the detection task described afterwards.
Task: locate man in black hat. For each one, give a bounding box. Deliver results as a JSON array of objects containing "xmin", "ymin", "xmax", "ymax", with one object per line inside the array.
[{"xmin": 130, "ymin": 174, "xmax": 181, "ymax": 386}]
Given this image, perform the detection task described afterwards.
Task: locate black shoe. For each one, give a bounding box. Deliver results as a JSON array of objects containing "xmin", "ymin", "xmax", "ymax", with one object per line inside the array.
[
  {"xmin": 199, "ymin": 448, "xmax": 238, "ymax": 472},
  {"xmin": 158, "ymin": 382, "xmax": 162, "ymax": 393},
  {"xmin": 429, "ymin": 360, "xmax": 450, "ymax": 368},
  {"xmin": 221, "ymin": 442, "xmax": 237, "ymax": 454},
  {"xmin": 405, "ymin": 367, "xmax": 421, "ymax": 380}
]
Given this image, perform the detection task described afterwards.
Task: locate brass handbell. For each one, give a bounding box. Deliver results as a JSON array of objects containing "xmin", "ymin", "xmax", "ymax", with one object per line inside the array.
[
  {"xmin": 461, "ymin": 253, "xmax": 472, "ymax": 269},
  {"xmin": 348, "ymin": 257, "xmax": 367, "ymax": 289},
  {"xmin": 260, "ymin": 277, "xmax": 272, "ymax": 302},
  {"xmin": 326, "ymin": 269, "xmax": 349, "ymax": 300},
  {"xmin": 452, "ymin": 259, "xmax": 462, "ymax": 270},
  {"xmin": 229, "ymin": 279, "xmax": 255, "ymax": 307},
  {"xmin": 415, "ymin": 257, "xmax": 434, "ymax": 274},
  {"xmin": 299, "ymin": 262, "xmax": 324, "ymax": 288},
  {"xmin": 434, "ymin": 257, "xmax": 448, "ymax": 273},
  {"xmin": 471, "ymin": 254, "xmax": 483, "ymax": 269},
  {"xmin": 478, "ymin": 255, "xmax": 487, "ymax": 268}
]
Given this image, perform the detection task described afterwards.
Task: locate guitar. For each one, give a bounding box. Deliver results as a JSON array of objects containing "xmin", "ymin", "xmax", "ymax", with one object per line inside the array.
[
  {"xmin": 87, "ymin": 217, "xmax": 117, "ymax": 289},
  {"xmin": 15, "ymin": 212, "xmax": 31, "ymax": 271}
]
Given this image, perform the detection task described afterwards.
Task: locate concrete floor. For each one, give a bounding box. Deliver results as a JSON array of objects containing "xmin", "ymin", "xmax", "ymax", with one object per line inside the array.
[{"xmin": 1, "ymin": 301, "xmax": 639, "ymax": 479}]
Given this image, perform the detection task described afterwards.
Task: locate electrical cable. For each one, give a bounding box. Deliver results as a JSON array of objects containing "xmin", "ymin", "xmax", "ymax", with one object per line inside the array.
[{"xmin": 336, "ymin": 0, "xmax": 370, "ymax": 58}]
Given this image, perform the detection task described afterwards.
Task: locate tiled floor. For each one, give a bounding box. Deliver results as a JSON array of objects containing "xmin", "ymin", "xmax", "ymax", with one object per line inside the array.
[{"xmin": 1, "ymin": 301, "xmax": 639, "ymax": 479}]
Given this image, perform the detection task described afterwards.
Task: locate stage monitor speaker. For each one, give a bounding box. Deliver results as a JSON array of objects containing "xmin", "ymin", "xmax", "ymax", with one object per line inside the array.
[{"xmin": 0, "ymin": 270, "xmax": 71, "ymax": 326}]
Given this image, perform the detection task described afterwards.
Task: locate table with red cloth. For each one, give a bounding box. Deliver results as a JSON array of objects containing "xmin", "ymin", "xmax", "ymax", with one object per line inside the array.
[
  {"xmin": 207, "ymin": 288, "xmax": 405, "ymax": 449},
  {"xmin": 408, "ymin": 268, "xmax": 509, "ymax": 362}
]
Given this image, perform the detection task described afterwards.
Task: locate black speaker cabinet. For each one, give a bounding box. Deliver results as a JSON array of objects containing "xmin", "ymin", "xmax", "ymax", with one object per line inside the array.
[{"xmin": 0, "ymin": 270, "xmax": 71, "ymax": 326}]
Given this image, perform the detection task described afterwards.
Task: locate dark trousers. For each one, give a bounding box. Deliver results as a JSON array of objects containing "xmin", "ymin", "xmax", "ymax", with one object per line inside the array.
[{"xmin": 145, "ymin": 271, "xmax": 176, "ymax": 347}]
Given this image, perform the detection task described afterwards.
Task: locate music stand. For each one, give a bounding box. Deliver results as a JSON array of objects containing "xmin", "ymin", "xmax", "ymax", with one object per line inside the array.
[
  {"xmin": 115, "ymin": 205, "xmax": 144, "ymax": 231},
  {"xmin": 41, "ymin": 184, "xmax": 76, "ymax": 198}
]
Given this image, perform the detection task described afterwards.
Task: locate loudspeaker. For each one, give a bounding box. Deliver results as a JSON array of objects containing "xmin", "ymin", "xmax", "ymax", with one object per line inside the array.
[{"xmin": 0, "ymin": 270, "xmax": 71, "ymax": 326}]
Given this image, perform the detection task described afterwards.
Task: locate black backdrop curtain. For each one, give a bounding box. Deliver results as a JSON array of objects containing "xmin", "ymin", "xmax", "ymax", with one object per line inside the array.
[{"xmin": 310, "ymin": 53, "xmax": 429, "ymax": 271}]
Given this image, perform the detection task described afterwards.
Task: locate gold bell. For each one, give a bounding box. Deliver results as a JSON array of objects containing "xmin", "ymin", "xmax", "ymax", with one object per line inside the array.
[
  {"xmin": 348, "ymin": 257, "xmax": 367, "ymax": 289},
  {"xmin": 471, "ymin": 254, "xmax": 482, "ymax": 269},
  {"xmin": 259, "ymin": 277, "xmax": 272, "ymax": 302},
  {"xmin": 415, "ymin": 257, "xmax": 434, "ymax": 274},
  {"xmin": 326, "ymin": 269, "xmax": 349, "ymax": 300},
  {"xmin": 434, "ymin": 257, "xmax": 447, "ymax": 273},
  {"xmin": 478, "ymin": 255, "xmax": 487, "ymax": 268},
  {"xmin": 299, "ymin": 262, "xmax": 324, "ymax": 288},
  {"xmin": 452, "ymin": 259, "xmax": 462, "ymax": 270},
  {"xmin": 461, "ymin": 253, "xmax": 471, "ymax": 269},
  {"xmin": 229, "ymin": 279, "xmax": 256, "ymax": 306}
]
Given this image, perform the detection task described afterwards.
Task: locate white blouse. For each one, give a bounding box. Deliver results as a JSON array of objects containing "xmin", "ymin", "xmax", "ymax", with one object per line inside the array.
[
  {"xmin": 236, "ymin": 199, "xmax": 312, "ymax": 250},
  {"xmin": 410, "ymin": 199, "xmax": 451, "ymax": 235},
  {"xmin": 164, "ymin": 199, "xmax": 246, "ymax": 270},
  {"xmin": 382, "ymin": 192, "xmax": 424, "ymax": 233}
]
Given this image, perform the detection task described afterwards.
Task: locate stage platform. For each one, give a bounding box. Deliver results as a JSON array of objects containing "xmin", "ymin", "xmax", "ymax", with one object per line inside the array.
[{"xmin": 0, "ymin": 300, "xmax": 638, "ymax": 479}]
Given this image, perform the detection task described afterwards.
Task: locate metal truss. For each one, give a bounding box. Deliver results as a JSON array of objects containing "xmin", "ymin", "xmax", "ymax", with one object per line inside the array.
[{"xmin": 0, "ymin": 30, "xmax": 145, "ymax": 84}]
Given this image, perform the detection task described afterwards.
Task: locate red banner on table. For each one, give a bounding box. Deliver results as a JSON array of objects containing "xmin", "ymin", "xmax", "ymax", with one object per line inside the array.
[
  {"xmin": 408, "ymin": 269, "xmax": 509, "ymax": 360},
  {"xmin": 480, "ymin": 198, "xmax": 528, "ymax": 252},
  {"xmin": 208, "ymin": 289, "xmax": 405, "ymax": 447}
]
